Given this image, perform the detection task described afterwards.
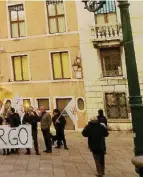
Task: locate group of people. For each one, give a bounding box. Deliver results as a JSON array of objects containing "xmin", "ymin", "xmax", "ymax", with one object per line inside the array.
[
  {"xmin": 82, "ymin": 109, "xmax": 108, "ymax": 177},
  {"xmin": 0, "ymin": 105, "xmax": 68, "ymax": 155}
]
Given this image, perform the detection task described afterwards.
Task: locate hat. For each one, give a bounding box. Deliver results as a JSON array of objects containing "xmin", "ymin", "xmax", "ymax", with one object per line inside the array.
[{"xmin": 90, "ymin": 116, "xmax": 97, "ymax": 121}]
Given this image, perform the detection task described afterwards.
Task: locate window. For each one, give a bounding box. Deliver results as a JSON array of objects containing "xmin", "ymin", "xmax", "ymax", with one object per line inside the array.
[
  {"xmin": 8, "ymin": 4, "xmax": 26, "ymax": 38},
  {"xmin": 56, "ymin": 98, "xmax": 72, "ymax": 112},
  {"xmin": 95, "ymin": 1, "xmax": 116, "ymax": 14},
  {"xmin": 12, "ymin": 55, "xmax": 29, "ymax": 81},
  {"xmin": 37, "ymin": 98, "xmax": 50, "ymax": 110},
  {"xmin": 77, "ymin": 98, "xmax": 85, "ymax": 111},
  {"xmin": 51, "ymin": 52, "xmax": 71, "ymax": 79},
  {"xmin": 23, "ymin": 99, "xmax": 31, "ymax": 108},
  {"xmin": 105, "ymin": 92, "xmax": 128, "ymax": 119},
  {"xmin": 55, "ymin": 98, "xmax": 74, "ymax": 130},
  {"xmin": 95, "ymin": 1, "xmax": 117, "ymax": 24},
  {"xmin": 100, "ymin": 48, "xmax": 123, "ymax": 77},
  {"xmin": 46, "ymin": 1, "xmax": 66, "ymax": 34}
]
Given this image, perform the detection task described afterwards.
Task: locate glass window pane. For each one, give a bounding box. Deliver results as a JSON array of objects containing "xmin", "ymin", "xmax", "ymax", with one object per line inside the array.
[
  {"xmin": 57, "ymin": 3, "xmax": 64, "ymax": 15},
  {"xmin": 22, "ymin": 56, "xmax": 29, "ymax": 80},
  {"xmin": 37, "ymin": 99, "xmax": 49, "ymax": 110},
  {"xmin": 11, "ymin": 10, "xmax": 17, "ymax": 21},
  {"xmin": 19, "ymin": 22, "xmax": 26, "ymax": 37},
  {"xmin": 48, "ymin": 4, "xmax": 56, "ymax": 16},
  {"xmin": 18, "ymin": 10, "xmax": 24, "ymax": 20},
  {"xmin": 12, "ymin": 23, "xmax": 19, "ymax": 38},
  {"xmin": 49, "ymin": 18, "xmax": 57, "ymax": 33},
  {"xmin": 52, "ymin": 53, "xmax": 62, "ymax": 79},
  {"xmin": 77, "ymin": 98, "xmax": 85, "ymax": 111},
  {"xmin": 13, "ymin": 56, "xmax": 22, "ymax": 81},
  {"xmin": 23, "ymin": 99, "xmax": 31, "ymax": 108},
  {"xmin": 62, "ymin": 52, "xmax": 70, "ymax": 78},
  {"xmin": 58, "ymin": 16, "xmax": 66, "ymax": 33}
]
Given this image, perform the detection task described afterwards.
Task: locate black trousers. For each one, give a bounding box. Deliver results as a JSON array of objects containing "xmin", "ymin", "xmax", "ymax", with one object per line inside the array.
[
  {"xmin": 93, "ymin": 152, "xmax": 105, "ymax": 175},
  {"xmin": 27, "ymin": 130, "xmax": 39, "ymax": 153},
  {"xmin": 56, "ymin": 128, "xmax": 67, "ymax": 148},
  {"xmin": 42, "ymin": 128, "xmax": 52, "ymax": 152}
]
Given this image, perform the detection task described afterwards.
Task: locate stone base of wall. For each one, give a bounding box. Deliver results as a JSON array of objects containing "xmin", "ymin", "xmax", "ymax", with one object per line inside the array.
[{"xmin": 108, "ymin": 122, "xmax": 132, "ymax": 131}]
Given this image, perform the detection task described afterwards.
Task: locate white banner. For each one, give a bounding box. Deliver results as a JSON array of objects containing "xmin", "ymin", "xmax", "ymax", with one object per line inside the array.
[
  {"xmin": 64, "ymin": 100, "xmax": 77, "ymax": 125},
  {"xmin": 0, "ymin": 125, "xmax": 32, "ymax": 149}
]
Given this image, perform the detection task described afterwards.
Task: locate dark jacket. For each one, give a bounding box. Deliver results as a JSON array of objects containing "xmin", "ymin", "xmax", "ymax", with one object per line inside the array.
[
  {"xmin": 0, "ymin": 117, "xmax": 3, "ymax": 125},
  {"xmin": 22, "ymin": 112, "xmax": 40, "ymax": 131},
  {"xmin": 82, "ymin": 120, "xmax": 109, "ymax": 154},
  {"xmin": 7, "ymin": 113, "xmax": 21, "ymax": 127},
  {"xmin": 97, "ymin": 115, "xmax": 107, "ymax": 126},
  {"xmin": 52, "ymin": 115, "xmax": 66, "ymax": 130}
]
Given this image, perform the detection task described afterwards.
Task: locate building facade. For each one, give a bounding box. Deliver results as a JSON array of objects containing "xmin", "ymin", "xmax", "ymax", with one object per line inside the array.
[
  {"xmin": 0, "ymin": 0, "xmax": 87, "ymax": 130},
  {"xmin": 76, "ymin": 1, "xmax": 143, "ymax": 130}
]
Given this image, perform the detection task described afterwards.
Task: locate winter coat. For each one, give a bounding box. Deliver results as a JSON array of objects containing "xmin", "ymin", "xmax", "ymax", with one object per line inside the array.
[
  {"xmin": 40, "ymin": 112, "xmax": 51, "ymax": 130},
  {"xmin": 97, "ymin": 115, "xmax": 107, "ymax": 126},
  {"xmin": 7, "ymin": 113, "xmax": 21, "ymax": 127},
  {"xmin": 22, "ymin": 112, "xmax": 40, "ymax": 131},
  {"xmin": 52, "ymin": 115, "xmax": 66, "ymax": 130},
  {"xmin": 82, "ymin": 120, "xmax": 109, "ymax": 154}
]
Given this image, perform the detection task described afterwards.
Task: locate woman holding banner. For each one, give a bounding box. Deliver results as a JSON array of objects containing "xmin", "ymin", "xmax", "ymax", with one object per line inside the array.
[{"xmin": 52, "ymin": 109, "xmax": 68, "ymax": 150}]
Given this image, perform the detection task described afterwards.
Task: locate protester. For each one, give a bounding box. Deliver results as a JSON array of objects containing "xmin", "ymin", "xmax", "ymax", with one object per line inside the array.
[
  {"xmin": 0, "ymin": 116, "xmax": 9, "ymax": 155},
  {"xmin": 7, "ymin": 107, "xmax": 21, "ymax": 154},
  {"xmin": 52, "ymin": 109, "xmax": 68, "ymax": 150},
  {"xmin": 22, "ymin": 106, "xmax": 40, "ymax": 155},
  {"xmin": 39, "ymin": 106, "xmax": 52, "ymax": 153},
  {"xmin": 97, "ymin": 109, "xmax": 108, "ymax": 153},
  {"xmin": 82, "ymin": 116, "xmax": 109, "ymax": 177}
]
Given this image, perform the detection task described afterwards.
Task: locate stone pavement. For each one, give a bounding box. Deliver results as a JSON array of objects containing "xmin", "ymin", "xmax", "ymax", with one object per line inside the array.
[{"xmin": 0, "ymin": 131, "xmax": 138, "ymax": 177}]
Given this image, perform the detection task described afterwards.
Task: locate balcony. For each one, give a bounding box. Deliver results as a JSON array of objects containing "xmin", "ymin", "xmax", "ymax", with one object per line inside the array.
[{"xmin": 90, "ymin": 23, "xmax": 123, "ymax": 47}]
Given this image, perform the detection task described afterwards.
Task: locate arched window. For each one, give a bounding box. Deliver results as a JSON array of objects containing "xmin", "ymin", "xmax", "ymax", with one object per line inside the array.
[{"xmin": 77, "ymin": 98, "xmax": 85, "ymax": 111}]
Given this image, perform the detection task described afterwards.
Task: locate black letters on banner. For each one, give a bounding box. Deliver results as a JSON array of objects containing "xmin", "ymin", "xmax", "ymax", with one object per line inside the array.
[
  {"xmin": 8, "ymin": 128, "xmax": 18, "ymax": 146},
  {"xmin": 0, "ymin": 128, "xmax": 6, "ymax": 145},
  {"xmin": 18, "ymin": 127, "xmax": 28, "ymax": 145}
]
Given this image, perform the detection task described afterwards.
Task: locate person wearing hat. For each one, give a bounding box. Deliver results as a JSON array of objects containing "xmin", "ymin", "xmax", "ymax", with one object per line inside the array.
[{"xmin": 82, "ymin": 116, "xmax": 109, "ymax": 177}]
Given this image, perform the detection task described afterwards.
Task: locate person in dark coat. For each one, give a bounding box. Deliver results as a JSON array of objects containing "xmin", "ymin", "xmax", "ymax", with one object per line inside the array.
[
  {"xmin": 8, "ymin": 107, "xmax": 21, "ymax": 154},
  {"xmin": 22, "ymin": 106, "xmax": 40, "ymax": 155},
  {"xmin": 82, "ymin": 116, "xmax": 109, "ymax": 177},
  {"xmin": 97, "ymin": 109, "xmax": 108, "ymax": 153},
  {"xmin": 52, "ymin": 109, "xmax": 68, "ymax": 150}
]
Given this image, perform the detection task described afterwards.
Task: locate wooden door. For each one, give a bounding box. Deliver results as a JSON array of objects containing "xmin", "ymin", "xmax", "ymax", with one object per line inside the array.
[{"xmin": 56, "ymin": 98, "xmax": 75, "ymax": 130}]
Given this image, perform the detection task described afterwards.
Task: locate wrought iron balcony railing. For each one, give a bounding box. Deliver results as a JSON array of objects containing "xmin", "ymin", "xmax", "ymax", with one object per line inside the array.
[
  {"xmin": 90, "ymin": 23, "xmax": 123, "ymax": 42},
  {"xmin": 102, "ymin": 69, "xmax": 123, "ymax": 77}
]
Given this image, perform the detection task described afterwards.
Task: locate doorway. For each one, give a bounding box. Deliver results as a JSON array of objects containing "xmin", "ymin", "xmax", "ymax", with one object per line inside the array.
[{"xmin": 56, "ymin": 98, "xmax": 75, "ymax": 130}]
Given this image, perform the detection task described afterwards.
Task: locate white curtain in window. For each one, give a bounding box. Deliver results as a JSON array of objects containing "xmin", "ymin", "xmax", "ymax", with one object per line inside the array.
[
  {"xmin": 57, "ymin": 3, "xmax": 64, "ymax": 15},
  {"xmin": 49, "ymin": 18, "xmax": 57, "ymax": 33},
  {"xmin": 58, "ymin": 16, "xmax": 66, "ymax": 33},
  {"xmin": 12, "ymin": 23, "xmax": 18, "ymax": 38},
  {"xmin": 11, "ymin": 11, "xmax": 17, "ymax": 21},
  {"xmin": 19, "ymin": 22, "xmax": 26, "ymax": 37},
  {"xmin": 18, "ymin": 10, "xmax": 24, "ymax": 20},
  {"xmin": 48, "ymin": 4, "xmax": 56, "ymax": 16}
]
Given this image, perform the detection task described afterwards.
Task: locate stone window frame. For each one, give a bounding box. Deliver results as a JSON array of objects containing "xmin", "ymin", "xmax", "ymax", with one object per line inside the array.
[
  {"xmin": 100, "ymin": 47, "xmax": 123, "ymax": 78},
  {"xmin": 8, "ymin": 4, "xmax": 26, "ymax": 38},
  {"xmin": 46, "ymin": 0, "xmax": 66, "ymax": 34},
  {"xmin": 76, "ymin": 97, "xmax": 86, "ymax": 112}
]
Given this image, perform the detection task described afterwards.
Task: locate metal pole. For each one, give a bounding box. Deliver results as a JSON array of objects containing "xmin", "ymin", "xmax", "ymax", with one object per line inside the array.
[{"xmin": 118, "ymin": 1, "xmax": 143, "ymax": 176}]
